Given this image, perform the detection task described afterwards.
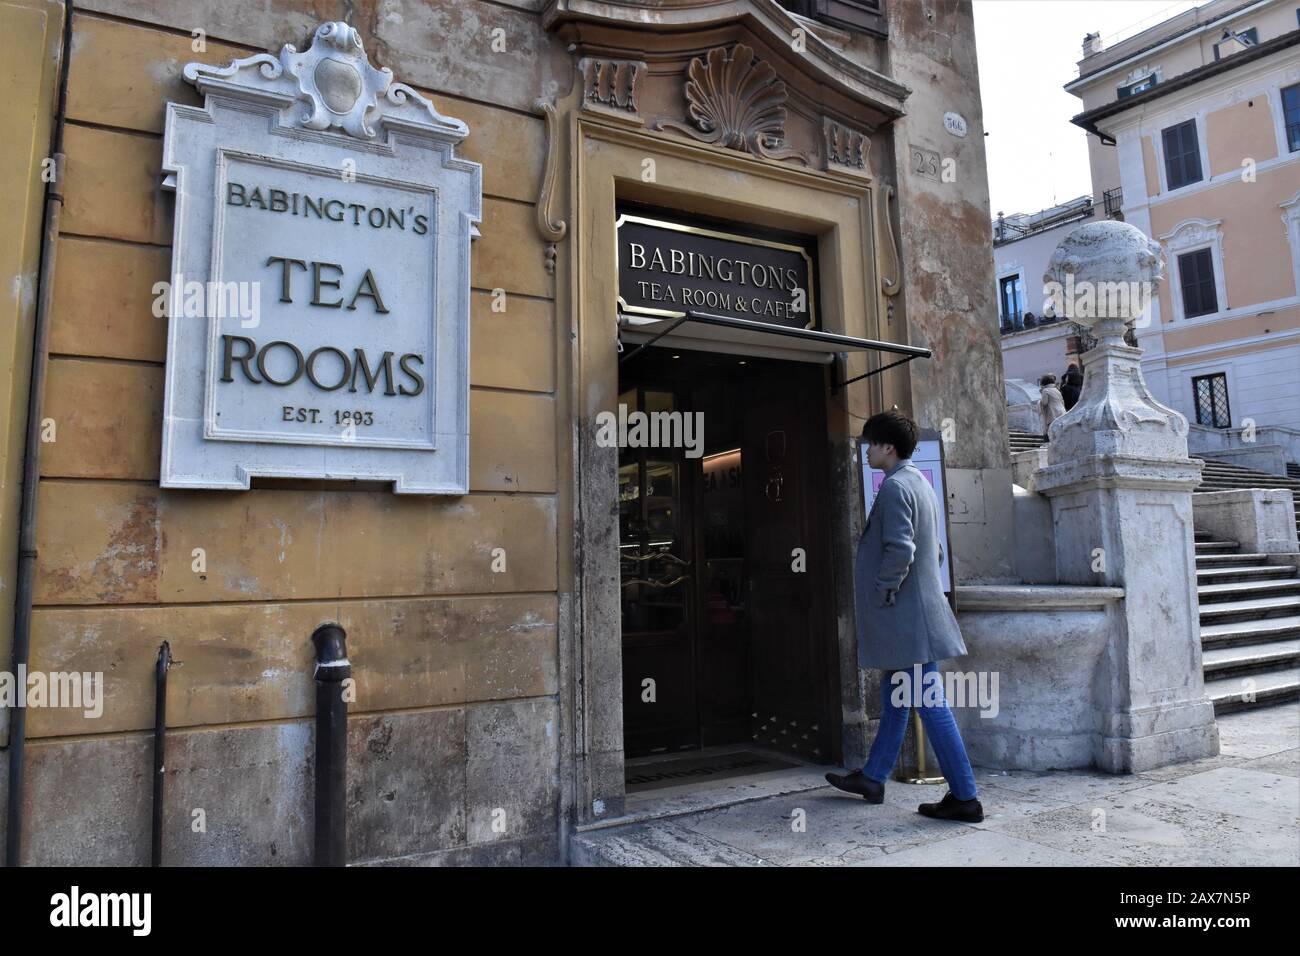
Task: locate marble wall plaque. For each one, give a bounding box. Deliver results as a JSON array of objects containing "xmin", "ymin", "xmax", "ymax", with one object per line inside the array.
[{"xmin": 160, "ymin": 21, "xmax": 481, "ymax": 493}]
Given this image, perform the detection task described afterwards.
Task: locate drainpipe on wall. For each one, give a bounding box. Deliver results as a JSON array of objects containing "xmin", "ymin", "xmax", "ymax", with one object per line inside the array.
[{"xmin": 6, "ymin": 0, "xmax": 73, "ymax": 868}]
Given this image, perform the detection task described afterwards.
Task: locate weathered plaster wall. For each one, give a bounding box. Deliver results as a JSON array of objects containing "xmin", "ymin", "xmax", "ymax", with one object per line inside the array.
[{"xmin": 884, "ymin": 0, "xmax": 1016, "ymax": 582}]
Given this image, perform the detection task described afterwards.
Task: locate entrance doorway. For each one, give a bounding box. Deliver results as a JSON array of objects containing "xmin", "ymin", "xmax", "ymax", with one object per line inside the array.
[{"xmin": 617, "ymin": 346, "xmax": 840, "ymax": 772}]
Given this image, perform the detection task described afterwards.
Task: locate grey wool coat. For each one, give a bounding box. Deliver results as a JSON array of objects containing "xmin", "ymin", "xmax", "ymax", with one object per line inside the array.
[{"xmin": 855, "ymin": 459, "xmax": 967, "ymax": 670}]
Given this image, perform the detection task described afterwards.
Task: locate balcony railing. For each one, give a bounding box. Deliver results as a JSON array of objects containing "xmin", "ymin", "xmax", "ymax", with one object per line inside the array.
[
  {"xmin": 1103, "ymin": 187, "xmax": 1123, "ymax": 218},
  {"xmin": 1000, "ymin": 312, "xmax": 1064, "ymax": 335}
]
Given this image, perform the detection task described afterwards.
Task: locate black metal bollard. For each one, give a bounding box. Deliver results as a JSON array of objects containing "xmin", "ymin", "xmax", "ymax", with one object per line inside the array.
[
  {"xmin": 151, "ymin": 641, "xmax": 172, "ymax": 867},
  {"xmin": 311, "ymin": 623, "xmax": 350, "ymax": 867}
]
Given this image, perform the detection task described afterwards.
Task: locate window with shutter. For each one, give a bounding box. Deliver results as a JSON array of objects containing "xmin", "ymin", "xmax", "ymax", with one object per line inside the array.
[
  {"xmin": 777, "ymin": 0, "xmax": 887, "ymax": 37},
  {"xmin": 1162, "ymin": 121, "xmax": 1203, "ymax": 190},
  {"xmin": 1283, "ymin": 83, "xmax": 1300, "ymax": 153},
  {"xmin": 1177, "ymin": 248, "xmax": 1218, "ymax": 318}
]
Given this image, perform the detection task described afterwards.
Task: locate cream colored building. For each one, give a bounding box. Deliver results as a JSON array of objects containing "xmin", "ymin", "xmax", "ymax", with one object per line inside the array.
[
  {"xmin": 1068, "ymin": 0, "xmax": 1300, "ymax": 444},
  {"xmin": 993, "ymin": 195, "xmax": 1094, "ymax": 390}
]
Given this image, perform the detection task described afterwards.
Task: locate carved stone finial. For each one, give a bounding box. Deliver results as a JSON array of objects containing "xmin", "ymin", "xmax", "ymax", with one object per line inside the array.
[
  {"xmin": 1038, "ymin": 221, "xmax": 1189, "ymax": 463},
  {"xmin": 1043, "ymin": 220, "xmax": 1164, "ymax": 346},
  {"xmin": 657, "ymin": 44, "xmax": 809, "ymax": 165}
]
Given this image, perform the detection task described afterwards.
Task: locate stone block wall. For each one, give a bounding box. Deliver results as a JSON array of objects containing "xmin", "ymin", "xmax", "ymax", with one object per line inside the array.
[{"xmin": 8, "ymin": 2, "xmax": 563, "ymax": 866}]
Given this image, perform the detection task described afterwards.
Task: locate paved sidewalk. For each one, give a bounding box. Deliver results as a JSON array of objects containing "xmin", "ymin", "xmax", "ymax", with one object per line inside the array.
[{"xmin": 570, "ymin": 703, "xmax": 1300, "ymax": 865}]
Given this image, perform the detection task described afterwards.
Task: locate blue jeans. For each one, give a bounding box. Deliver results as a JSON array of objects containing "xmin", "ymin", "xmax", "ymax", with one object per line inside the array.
[{"xmin": 861, "ymin": 661, "xmax": 978, "ymax": 801}]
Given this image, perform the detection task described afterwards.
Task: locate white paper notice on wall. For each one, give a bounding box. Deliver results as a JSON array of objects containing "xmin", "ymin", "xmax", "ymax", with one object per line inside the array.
[
  {"xmin": 159, "ymin": 21, "xmax": 482, "ymax": 493},
  {"xmin": 859, "ymin": 438, "xmax": 953, "ymax": 594}
]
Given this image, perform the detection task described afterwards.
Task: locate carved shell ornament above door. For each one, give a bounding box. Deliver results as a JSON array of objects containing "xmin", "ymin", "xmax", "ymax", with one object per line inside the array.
[{"xmin": 657, "ymin": 44, "xmax": 809, "ymax": 165}]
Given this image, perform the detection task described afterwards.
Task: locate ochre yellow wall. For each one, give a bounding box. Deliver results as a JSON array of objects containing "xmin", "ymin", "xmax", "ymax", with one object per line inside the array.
[
  {"xmin": 28, "ymin": 12, "xmax": 562, "ymax": 744},
  {"xmin": 0, "ymin": 0, "xmax": 64, "ymax": 746},
  {"xmin": 1205, "ymin": 97, "xmax": 1278, "ymax": 177},
  {"xmin": 1152, "ymin": 163, "xmax": 1300, "ymax": 326}
]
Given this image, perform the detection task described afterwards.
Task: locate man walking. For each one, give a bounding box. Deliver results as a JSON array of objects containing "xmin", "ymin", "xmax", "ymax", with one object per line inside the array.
[{"xmin": 825, "ymin": 410, "xmax": 983, "ymax": 822}]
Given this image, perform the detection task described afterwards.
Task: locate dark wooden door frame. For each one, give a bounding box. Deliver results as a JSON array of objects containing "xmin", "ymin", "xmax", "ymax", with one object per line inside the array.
[{"xmin": 616, "ymin": 349, "xmax": 842, "ymax": 764}]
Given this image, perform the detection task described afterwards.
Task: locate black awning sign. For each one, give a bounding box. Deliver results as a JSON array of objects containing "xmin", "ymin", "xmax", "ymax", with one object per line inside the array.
[{"xmin": 616, "ymin": 214, "xmax": 815, "ymax": 329}]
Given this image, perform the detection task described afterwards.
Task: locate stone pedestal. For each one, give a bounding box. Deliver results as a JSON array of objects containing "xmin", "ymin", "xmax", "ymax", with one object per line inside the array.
[{"xmin": 1034, "ymin": 221, "xmax": 1219, "ymax": 773}]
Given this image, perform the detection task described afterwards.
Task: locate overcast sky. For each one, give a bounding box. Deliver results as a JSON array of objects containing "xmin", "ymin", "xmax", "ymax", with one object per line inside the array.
[{"xmin": 973, "ymin": 0, "xmax": 1205, "ymax": 218}]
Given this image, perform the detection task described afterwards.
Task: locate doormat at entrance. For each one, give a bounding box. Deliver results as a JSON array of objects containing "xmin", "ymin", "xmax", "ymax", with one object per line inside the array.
[{"xmin": 624, "ymin": 751, "xmax": 802, "ymax": 793}]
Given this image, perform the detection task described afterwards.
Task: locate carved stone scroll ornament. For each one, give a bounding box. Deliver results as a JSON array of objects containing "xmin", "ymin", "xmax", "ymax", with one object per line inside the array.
[
  {"xmin": 656, "ymin": 44, "xmax": 809, "ymax": 165},
  {"xmin": 183, "ymin": 21, "xmax": 468, "ymax": 143},
  {"xmin": 534, "ymin": 98, "xmax": 568, "ymax": 274},
  {"xmin": 877, "ymin": 184, "xmax": 902, "ymax": 323}
]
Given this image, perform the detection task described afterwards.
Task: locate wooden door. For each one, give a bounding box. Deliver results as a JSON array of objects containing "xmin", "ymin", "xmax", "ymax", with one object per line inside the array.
[
  {"xmin": 619, "ymin": 385, "xmax": 697, "ymax": 757},
  {"xmin": 741, "ymin": 363, "xmax": 836, "ymax": 762}
]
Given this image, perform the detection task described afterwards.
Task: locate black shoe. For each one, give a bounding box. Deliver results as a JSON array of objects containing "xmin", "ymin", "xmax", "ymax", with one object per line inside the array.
[
  {"xmin": 825, "ymin": 769, "xmax": 884, "ymax": 803},
  {"xmin": 918, "ymin": 791, "xmax": 983, "ymax": 822}
]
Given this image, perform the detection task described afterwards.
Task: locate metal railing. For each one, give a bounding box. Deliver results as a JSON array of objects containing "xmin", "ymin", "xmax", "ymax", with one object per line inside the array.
[{"xmin": 1103, "ymin": 186, "xmax": 1123, "ymax": 218}]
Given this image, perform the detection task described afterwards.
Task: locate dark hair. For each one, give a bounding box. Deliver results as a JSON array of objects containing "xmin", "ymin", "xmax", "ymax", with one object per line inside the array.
[
  {"xmin": 1040, "ymin": 373, "xmax": 1057, "ymax": 386},
  {"xmin": 861, "ymin": 410, "xmax": 918, "ymax": 459}
]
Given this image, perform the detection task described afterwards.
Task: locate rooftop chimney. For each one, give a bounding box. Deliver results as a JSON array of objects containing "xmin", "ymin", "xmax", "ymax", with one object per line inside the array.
[{"xmin": 1083, "ymin": 31, "xmax": 1103, "ymax": 57}]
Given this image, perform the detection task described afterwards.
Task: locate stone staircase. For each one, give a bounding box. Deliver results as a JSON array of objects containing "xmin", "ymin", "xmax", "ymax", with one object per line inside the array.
[
  {"xmin": 1194, "ymin": 532, "xmax": 1300, "ymax": 713},
  {"xmin": 1194, "ymin": 458, "xmax": 1300, "ymax": 541},
  {"xmin": 1009, "ymin": 429, "xmax": 1048, "ymax": 454},
  {"xmin": 1007, "ymin": 428, "xmax": 1300, "ymax": 713}
]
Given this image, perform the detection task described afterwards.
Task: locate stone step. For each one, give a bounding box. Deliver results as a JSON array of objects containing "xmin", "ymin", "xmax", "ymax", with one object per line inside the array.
[
  {"xmin": 1195, "ymin": 552, "xmax": 1272, "ymax": 567},
  {"xmin": 1196, "ymin": 483, "xmax": 1300, "ymax": 492},
  {"xmin": 569, "ymin": 820, "xmax": 771, "ymax": 867},
  {"xmin": 1195, "ymin": 486, "xmax": 1300, "ymax": 495},
  {"xmin": 1198, "ymin": 465, "xmax": 1298, "ymax": 474},
  {"xmin": 1201, "ymin": 614, "xmax": 1300, "ymax": 648},
  {"xmin": 1194, "ymin": 540, "xmax": 1239, "ymax": 552},
  {"xmin": 1196, "ymin": 578, "xmax": 1300, "ymax": 603},
  {"xmin": 1195, "ymin": 485, "xmax": 1300, "ymax": 493},
  {"xmin": 1199, "ymin": 458, "xmax": 1297, "ymax": 471},
  {"xmin": 1197, "ymin": 466, "xmax": 1300, "ymax": 477},
  {"xmin": 1196, "ymin": 564, "xmax": 1297, "ymax": 583},
  {"xmin": 1198, "ymin": 593, "xmax": 1300, "ymax": 624},
  {"xmin": 1203, "ymin": 667, "xmax": 1300, "ymax": 714},
  {"xmin": 1199, "ymin": 466, "xmax": 1300, "ymax": 480},
  {"xmin": 1201, "ymin": 639, "xmax": 1300, "ymax": 677},
  {"xmin": 1200, "ymin": 481, "xmax": 1299, "ymax": 489}
]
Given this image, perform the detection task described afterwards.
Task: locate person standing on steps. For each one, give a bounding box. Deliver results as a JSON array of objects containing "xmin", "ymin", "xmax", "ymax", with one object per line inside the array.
[
  {"xmin": 1038, "ymin": 373, "xmax": 1066, "ymax": 435},
  {"xmin": 825, "ymin": 410, "xmax": 984, "ymax": 823},
  {"xmin": 1060, "ymin": 362, "xmax": 1083, "ymax": 411}
]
